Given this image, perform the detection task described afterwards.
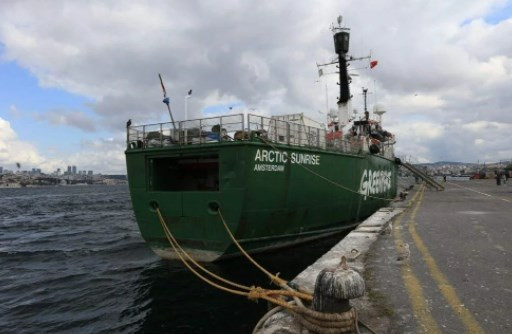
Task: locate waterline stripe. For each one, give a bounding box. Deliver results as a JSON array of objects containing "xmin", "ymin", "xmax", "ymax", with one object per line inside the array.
[
  {"xmin": 393, "ymin": 185, "xmax": 441, "ymax": 334},
  {"xmin": 408, "ymin": 189, "xmax": 485, "ymax": 334}
]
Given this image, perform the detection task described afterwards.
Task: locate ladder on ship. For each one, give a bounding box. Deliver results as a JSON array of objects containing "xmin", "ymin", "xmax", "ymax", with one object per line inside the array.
[{"xmin": 401, "ymin": 162, "xmax": 445, "ymax": 191}]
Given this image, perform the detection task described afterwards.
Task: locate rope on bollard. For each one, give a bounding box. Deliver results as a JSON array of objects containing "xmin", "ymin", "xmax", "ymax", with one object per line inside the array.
[{"xmin": 292, "ymin": 307, "xmax": 359, "ymax": 334}]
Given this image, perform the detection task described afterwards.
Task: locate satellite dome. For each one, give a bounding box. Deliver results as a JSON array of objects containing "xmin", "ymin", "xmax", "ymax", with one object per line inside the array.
[{"xmin": 373, "ymin": 104, "xmax": 386, "ymax": 114}]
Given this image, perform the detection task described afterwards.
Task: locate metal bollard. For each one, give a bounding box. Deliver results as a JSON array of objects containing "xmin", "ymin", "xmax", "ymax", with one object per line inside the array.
[{"xmin": 312, "ymin": 256, "xmax": 365, "ymax": 314}]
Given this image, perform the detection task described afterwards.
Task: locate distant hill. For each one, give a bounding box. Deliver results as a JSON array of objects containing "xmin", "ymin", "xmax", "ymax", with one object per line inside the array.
[
  {"xmin": 417, "ymin": 160, "xmax": 511, "ymax": 167},
  {"xmin": 417, "ymin": 161, "xmax": 475, "ymax": 167}
]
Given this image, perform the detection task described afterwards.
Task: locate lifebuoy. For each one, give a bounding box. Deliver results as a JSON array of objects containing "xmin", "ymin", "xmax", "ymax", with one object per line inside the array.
[{"xmin": 129, "ymin": 140, "xmax": 143, "ymax": 149}]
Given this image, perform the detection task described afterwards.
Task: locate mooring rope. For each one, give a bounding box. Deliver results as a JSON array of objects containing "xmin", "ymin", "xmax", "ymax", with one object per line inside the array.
[
  {"xmin": 218, "ymin": 209, "xmax": 288, "ymax": 287},
  {"xmin": 156, "ymin": 207, "xmax": 250, "ymax": 294},
  {"xmin": 156, "ymin": 207, "xmax": 311, "ymax": 302},
  {"xmin": 156, "ymin": 207, "xmax": 363, "ymax": 333},
  {"xmin": 258, "ymin": 136, "xmax": 395, "ymax": 202},
  {"xmin": 217, "ymin": 209, "xmax": 312, "ymax": 299}
]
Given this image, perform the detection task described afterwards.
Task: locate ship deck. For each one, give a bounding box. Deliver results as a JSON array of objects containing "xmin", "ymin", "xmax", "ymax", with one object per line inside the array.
[{"xmin": 126, "ymin": 113, "xmax": 395, "ymax": 159}]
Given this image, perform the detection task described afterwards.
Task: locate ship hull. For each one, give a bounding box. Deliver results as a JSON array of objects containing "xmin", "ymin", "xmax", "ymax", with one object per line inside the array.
[{"xmin": 126, "ymin": 141, "xmax": 397, "ymax": 262}]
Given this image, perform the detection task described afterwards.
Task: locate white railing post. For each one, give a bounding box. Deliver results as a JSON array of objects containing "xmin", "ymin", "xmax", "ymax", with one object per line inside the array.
[
  {"xmin": 179, "ymin": 122, "xmax": 183, "ymax": 145},
  {"xmin": 159, "ymin": 123, "xmax": 163, "ymax": 146},
  {"xmin": 200, "ymin": 119, "xmax": 203, "ymax": 143},
  {"xmin": 142, "ymin": 125, "xmax": 146, "ymax": 148},
  {"xmin": 220, "ymin": 117, "xmax": 223, "ymax": 142},
  {"xmin": 287, "ymin": 123, "xmax": 290, "ymax": 145}
]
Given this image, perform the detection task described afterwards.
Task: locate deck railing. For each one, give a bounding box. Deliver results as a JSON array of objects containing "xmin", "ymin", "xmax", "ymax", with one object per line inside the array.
[{"xmin": 127, "ymin": 113, "xmax": 395, "ymax": 157}]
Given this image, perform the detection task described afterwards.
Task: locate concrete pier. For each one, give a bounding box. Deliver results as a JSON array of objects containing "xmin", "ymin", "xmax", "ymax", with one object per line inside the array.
[
  {"xmin": 366, "ymin": 179, "xmax": 511, "ymax": 333},
  {"xmin": 255, "ymin": 179, "xmax": 511, "ymax": 333}
]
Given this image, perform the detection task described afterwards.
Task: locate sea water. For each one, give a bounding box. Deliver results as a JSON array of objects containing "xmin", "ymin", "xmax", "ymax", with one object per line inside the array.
[{"xmin": 0, "ymin": 185, "xmax": 345, "ymax": 333}]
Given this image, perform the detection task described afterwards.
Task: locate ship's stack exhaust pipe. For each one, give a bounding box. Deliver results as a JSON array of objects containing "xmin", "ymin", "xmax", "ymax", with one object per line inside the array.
[
  {"xmin": 334, "ymin": 30, "xmax": 350, "ymax": 103},
  {"xmin": 333, "ymin": 16, "xmax": 351, "ymax": 126}
]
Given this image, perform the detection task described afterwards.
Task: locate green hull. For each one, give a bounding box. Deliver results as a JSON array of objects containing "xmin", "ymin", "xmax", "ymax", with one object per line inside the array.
[{"xmin": 126, "ymin": 140, "xmax": 398, "ymax": 261}]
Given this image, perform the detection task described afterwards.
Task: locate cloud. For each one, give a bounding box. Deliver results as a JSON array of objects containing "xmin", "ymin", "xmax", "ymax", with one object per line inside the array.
[
  {"xmin": 0, "ymin": 117, "xmax": 45, "ymax": 168},
  {"xmin": 72, "ymin": 137, "xmax": 127, "ymax": 174},
  {"xmin": 461, "ymin": 120, "xmax": 508, "ymax": 132},
  {"xmin": 34, "ymin": 110, "xmax": 97, "ymax": 132},
  {"xmin": 0, "ymin": 116, "xmax": 127, "ymax": 173},
  {"xmin": 393, "ymin": 94, "xmax": 445, "ymax": 110},
  {"xmin": 0, "ymin": 0, "xmax": 511, "ymax": 168},
  {"xmin": 40, "ymin": 136, "xmax": 127, "ymax": 174},
  {"xmin": 387, "ymin": 119, "xmax": 512, "ymax": 162}
]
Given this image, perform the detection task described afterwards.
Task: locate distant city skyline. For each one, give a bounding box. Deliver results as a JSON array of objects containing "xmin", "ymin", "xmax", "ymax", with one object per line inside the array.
[{"xmin": 0, "ymin": 164, "xmax": 94, "ymax": 175}]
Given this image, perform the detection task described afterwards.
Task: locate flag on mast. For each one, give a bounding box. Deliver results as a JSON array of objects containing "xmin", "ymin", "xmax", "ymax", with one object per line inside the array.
[{"xmin": 370, "ymin": 60, "xmax": 378, "ymax": 69}]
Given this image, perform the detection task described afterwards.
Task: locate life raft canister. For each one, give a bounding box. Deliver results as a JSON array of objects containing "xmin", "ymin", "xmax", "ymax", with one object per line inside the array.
[{"xmin": 369, "ymin": 138, "xmax": 380, "ymax": 154}]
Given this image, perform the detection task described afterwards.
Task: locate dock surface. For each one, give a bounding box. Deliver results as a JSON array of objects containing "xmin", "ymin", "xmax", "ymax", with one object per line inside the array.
[{"xmin": 366, "ymin": 179, "xmax": 511, "ymax": 333}]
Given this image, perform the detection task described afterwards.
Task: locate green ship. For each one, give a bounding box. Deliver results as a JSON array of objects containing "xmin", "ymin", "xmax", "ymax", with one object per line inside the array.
[{"xmin": 125, "ymin": 18, "xmax": 398, "ymax": 262}]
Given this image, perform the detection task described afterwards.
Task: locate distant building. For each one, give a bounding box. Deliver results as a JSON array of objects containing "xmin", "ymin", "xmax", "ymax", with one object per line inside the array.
[
  {"xmin": 67, "ymin": 166, "xmax": 72, "ymax": 174},
  {"xmin": 0, "ymin": 166, "xmax": 3, "ymax": 174},
  {"xmin": 72, "ymin": 166, "xmax": 77, "ymax": 174},
  {"xmin": 88, "ymin": 170, "xmax": 93, "ymax": 176},
  {"xmin": 30, "ymin": 168, "xmax": 42, "ymax": 174}
]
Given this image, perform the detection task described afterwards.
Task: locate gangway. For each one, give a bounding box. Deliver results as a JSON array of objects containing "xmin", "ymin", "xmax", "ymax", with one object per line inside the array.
[{"xmin": 401, "ymin": 162, "xmax": 445, "ymax": 191}]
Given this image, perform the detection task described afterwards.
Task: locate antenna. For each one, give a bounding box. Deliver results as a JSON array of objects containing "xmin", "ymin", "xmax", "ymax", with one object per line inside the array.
[{"xmin": 337, "ymin": 15, "xmax": 342, "ymax": 27}]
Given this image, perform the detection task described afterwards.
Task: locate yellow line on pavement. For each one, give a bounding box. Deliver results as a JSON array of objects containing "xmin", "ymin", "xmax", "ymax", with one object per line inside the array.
[
  {"xmin": 393, "ymin": 185, "xmax": 441, "ymax": 334},
  {"xmin": 408, "ymin": 189, "xmax": 485, "ymax": 334}
]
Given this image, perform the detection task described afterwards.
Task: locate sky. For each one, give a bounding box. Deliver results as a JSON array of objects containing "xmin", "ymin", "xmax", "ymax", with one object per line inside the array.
[{"xmin": 1, "ymin": 0, "xmax": 511, "ymax": 174}]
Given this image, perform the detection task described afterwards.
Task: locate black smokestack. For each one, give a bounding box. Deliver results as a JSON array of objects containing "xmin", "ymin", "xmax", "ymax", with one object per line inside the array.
[{"xmin": 333, "ymin": 31, "xmax": 350, "ymax": 104}]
